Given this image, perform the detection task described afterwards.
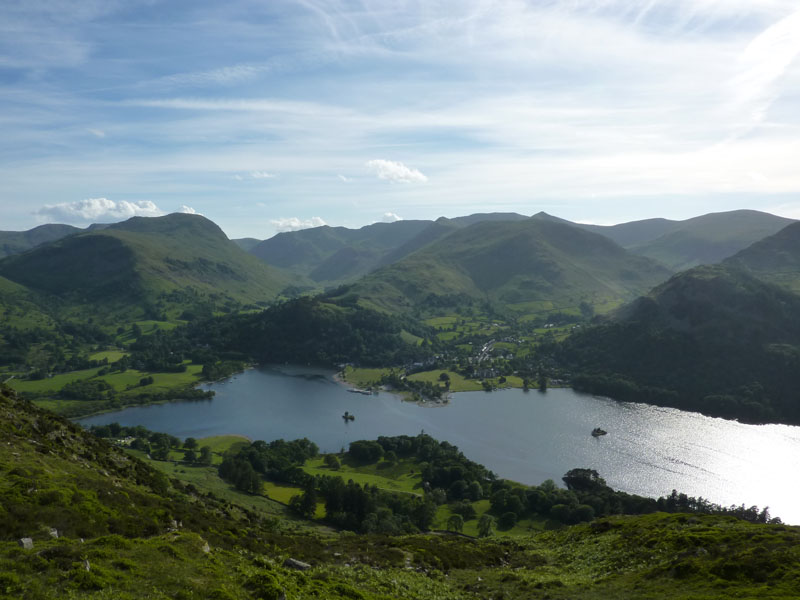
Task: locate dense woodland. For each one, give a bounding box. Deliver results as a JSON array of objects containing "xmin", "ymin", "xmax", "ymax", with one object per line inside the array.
[{"xmin": 559, "ymin": 265, "xmax": 800, "ymax": 424}]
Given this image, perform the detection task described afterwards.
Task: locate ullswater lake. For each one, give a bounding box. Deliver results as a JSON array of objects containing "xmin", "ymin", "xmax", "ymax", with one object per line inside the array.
[{"xmin": 79, "ymin": 365, "xmax": 800, "ymax": 524}]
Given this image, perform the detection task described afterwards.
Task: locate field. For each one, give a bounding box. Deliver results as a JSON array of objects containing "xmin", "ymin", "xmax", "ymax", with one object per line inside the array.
[
  {"xmin": 407, "ymin": 369, "xmax": 484, "ymax": 392},
  {"xmin": 9, "ymin": 361, "xmax": 206, "ymax": 417},
  {"xmin": 125, "ymin": 436, "xmax": 324, "ymax": 526},
  {"xmin": 304, "ymin": 455, "xmax": 423, "ymax": 495}
]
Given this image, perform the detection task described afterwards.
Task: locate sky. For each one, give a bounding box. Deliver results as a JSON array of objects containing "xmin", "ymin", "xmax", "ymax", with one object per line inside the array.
[{"xmin": 1, "ymin": 0, "xmax": 800, "ymax": 239}]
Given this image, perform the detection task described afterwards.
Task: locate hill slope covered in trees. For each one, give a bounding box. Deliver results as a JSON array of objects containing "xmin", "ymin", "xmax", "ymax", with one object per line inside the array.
[{"xmin": 560, "ymin": 265, "xmax": 800, "ymax": 423}]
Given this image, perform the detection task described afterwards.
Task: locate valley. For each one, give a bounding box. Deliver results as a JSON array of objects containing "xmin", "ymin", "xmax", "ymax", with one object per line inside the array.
[{"xmin": 3, "ymin": 209, "xmax": 800, "ymax": 598}]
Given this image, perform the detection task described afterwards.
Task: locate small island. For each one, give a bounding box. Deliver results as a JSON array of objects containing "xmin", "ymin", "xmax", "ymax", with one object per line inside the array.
[{"xmin": 591, "ymin": 427, "xmax": 608, "ymax": 437}]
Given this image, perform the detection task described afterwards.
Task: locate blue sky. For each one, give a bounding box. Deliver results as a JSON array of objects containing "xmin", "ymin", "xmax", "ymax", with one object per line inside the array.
[{"xmin": 2, "ymin": 1, "xmax": 800, "ymax": 239}]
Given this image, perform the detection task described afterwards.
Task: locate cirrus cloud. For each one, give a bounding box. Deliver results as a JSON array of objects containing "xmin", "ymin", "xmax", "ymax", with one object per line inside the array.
[
  {"xmin": 35, "ymin": 198, "xmax": 164, "ymax": 223},
  {"xmin": 269, "ymin": 216, "xmax": 327, "ymax": 232},
  {"xmin": 366, "ymin": 159, "xmax": 428, "ymax": 183}
]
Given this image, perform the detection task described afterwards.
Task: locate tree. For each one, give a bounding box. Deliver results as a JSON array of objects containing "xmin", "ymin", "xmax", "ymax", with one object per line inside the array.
[
  {"xmin": 184, "ymin": 437, "xmax": 198, "ymax": 450},
  {"xmin": 199, "ymin": 445, "xmax": 213, "ymax": 465},
  {"xmin": 183, "ymin": 449, "xmax": 197, "ymax": 463},
  {"xmin": 478, "ymin": 514, "xmax": 495, "ymax": 538},
  {"xmin": 467, "ymin": 481, "xmax": 483, "ymax": 501},
  {"xmin": 447, "ymin": 514, "xmax": 464, "ymax": 533},
  {"xmin": 538, "ymin": 369, "xmax": 548, "ymax": 392},
  {"xmin": 498, "ymin": 511, "xmax": 518, "ymax": 530},
  {"xmin": 324, "ymin": 454, "xmax": 341, "ymax": 470}
]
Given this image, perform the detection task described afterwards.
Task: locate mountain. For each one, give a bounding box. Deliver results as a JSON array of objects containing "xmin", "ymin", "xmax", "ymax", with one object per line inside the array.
[
  {"xmin": 725, "ymin": 222, "xmax": 800, "ymax": 293},
  {"xmin": 250, "ymin": 220, "xmax": 431, "ymax": 283},
  {"xmin": 626, "ymin": 210, "xmax": 795, "ymax": 270},
  {"xmin": 232, "ymin": 237, "xmax": 262, "ymax": 252},
  {"xmin": 561, "ymin": 264, "xmax": 800, "ymax": 424},
  {"xmin": 565, "ymin": 216, "xmax": 680, "ymax": 248},
  {"xmin": 537, "ymin": 210, "xmax": 794, "ymax": 270},
  {"xmin": 346, "ymin": 218, "xmax": 672, "ymax": 315},
  {"xmin": 0, "ymin": 213, "xmax": 292, "ymax": 321},
  {"xmin": 0, "ymin": 223, "xmax": 82, "ymax": 258},
  {"xmin": 248, "ymin": 213, "xmax": 529, "ymax": 287}
]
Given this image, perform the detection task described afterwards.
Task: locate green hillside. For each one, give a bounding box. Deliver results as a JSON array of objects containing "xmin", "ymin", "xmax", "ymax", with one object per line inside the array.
[
  {"xmin": 628, "ymin": 210, "xmax": 794, "ymax": 270},
  {"xmin": 560, "ymin": 264, "xmax": 800, "ymax": 424},
  {"xmin": 250, "ymin": 220, "xmax": 432, "ymax": 284},
  {"xmin": 564, "ymin": 215, "xmax": 680, "ymax": 247},
  {"xmin": 0, "ymin": 223, "xmax": 81, "ymax": 258},
  {"xmin": 3, "ymin": 385, "xmax": 800, "ymax": 598},
  {"xmin": 0, "ymin": 213, "xmax": 292, "ymax": 322},
  {"xmin": 249, "ymin": 214, "xmax": 529, "ymax": 287},
  {"xmin": 348, "ymin": 218, "xmax": 672, "ymax": 317},
  {"xmin": 725, "ymin": 222, "xmax": 800, "ymax": 293}
]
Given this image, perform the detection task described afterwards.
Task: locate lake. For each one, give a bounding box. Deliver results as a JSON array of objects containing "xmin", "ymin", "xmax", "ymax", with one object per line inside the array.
[{"xmin": 79, "ymin": 365, "xmax": 800, "ymax": 524}]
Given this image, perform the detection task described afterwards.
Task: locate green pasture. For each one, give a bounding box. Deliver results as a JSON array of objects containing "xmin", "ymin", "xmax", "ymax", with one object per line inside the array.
[
  {"xmin": 304, "ymin": 455, "xmax": 422, "ymax": 495},
  {"xmin": 89, "ymin": 350, "xmax": 128, "ymax": 362},
  {"xmin": 340, "ymin": 366, "xmax": 392, "ymax": 388},
  {"xmin": 407, "ymin": 370, "xmax": 484, "ymax": 392}
]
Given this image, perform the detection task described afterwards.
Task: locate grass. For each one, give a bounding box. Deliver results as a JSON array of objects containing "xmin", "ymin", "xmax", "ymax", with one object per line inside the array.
[
  {"xmin": 304, "ymin": 455, "xmax": 423, "ymax": 495},
  {"xmin": 8, "ymin": 367, "xmax": 101, "ymax": 393},
  {"xmin": 10, "ymin": 362, "xmax": 206, "ymax": 417},
  {"xmin": 89, "ymin": 350, "xmax": 128, "ymax": 362},
  {"xmin": 407, "ymin": 370, "xmax": 484, "ymax": 392},
  {"xmin": 195, "ymin": 434, "xmax": 251, "ymax": 460},
  {"xmin": 340, "ymin": 366, "xmax": 392, "ymax": 388},
  {"xmin": 6, "ymin": 386, "xmax": 800, "ymax": 599}
]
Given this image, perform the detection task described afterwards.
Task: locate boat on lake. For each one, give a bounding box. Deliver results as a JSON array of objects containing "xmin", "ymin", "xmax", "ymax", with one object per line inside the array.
[
  {"xmin": 342, "ymin": 411, "xmax": 355, "ymax": 421},
  {"xmin": 591, "ymin": 427, "xmax": 607, "ymax": 437}
]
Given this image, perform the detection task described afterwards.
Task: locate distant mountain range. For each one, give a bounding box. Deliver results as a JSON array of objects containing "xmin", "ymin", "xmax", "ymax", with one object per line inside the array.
[
  {"xmin": 340, "ymin": 218, "xmax": 672, "ymax": 316},
  {"xmin": 0, "ymin": 223, "xmax": 82, "ymax": 258},
  {"xmin": 243, "ymin": 212, "xmax": 530, "ymax": 286},
  {"xmin": 0, "ymin": 213, "xmax": 291, "ymax": 322},
  {"xmin": 561, "ymin": 220, "xmax": 800, "ymax": 424},
  {"xmin": 3, "ymin": 207, "xmax": 800, "ymax": 425},
  {"xmin": 2, "ymin": 208, "xmax": 795, "ymax": 325},
  {"xmin": 725, "ymin": 221, "xmax": 800, "ymax": 294},
  {"xmin": 237, "ymin": 209, "xmax": 794, "ymax": 286}
]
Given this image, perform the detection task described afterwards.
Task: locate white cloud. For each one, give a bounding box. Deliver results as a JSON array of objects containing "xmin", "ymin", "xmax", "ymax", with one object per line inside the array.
[
  {"xmin": 87, "ymin": 128, "xmax": 105, "ymax": 138},
  {"xmin": 382, "ymin": 212, "xmax": 403, "ymax": 222},
  {"xmin": 270, "ymin": 216, "xmax": 327, "ymax": 232},
  {"xmin": 729, "ymin": 8, "xmax": 800, "ymax": 125},
  {"xmin": 250, "ymin": 171, "xmax": 276, "ymax": 179},
  {"xmin": 366, "ymin": 159, "xmax": 428, "ymax": 183},
  {"xmin": 338, "ymin": 174, "xmax": 350, "ymax": 182},
  {"xmin": 35, "ymin": 198, "xmax": 163, "ymax": 223},
  {"xmin": 178, "ymin": 205, "xmax": 198, "ymax": 215}
]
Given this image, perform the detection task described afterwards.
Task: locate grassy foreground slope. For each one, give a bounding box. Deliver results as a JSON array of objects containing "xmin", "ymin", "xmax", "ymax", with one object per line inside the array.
[{"xmin": 3, "ymin": 386, "xmax": 800, "ymax": 599}]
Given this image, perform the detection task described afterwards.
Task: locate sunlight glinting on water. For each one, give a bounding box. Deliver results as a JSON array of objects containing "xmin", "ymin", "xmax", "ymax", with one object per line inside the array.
[{"xmin": 78, "ymin": 366, "xmax": 800, "ymax": 524}]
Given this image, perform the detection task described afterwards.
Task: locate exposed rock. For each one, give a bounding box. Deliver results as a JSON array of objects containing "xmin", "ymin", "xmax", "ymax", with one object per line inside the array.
[
  {"xmin": 202, "ymin": 542, "xmax": 211, "ymax": 554},
  {"xmin": 83, "ymin": 559, "xmax": 91, "ymax": 572},
  {"xmin": 283, "ymin": 557, "xmax": 311, "ymax": 570},
  {"xmin": 48, "ymin": 528, "xmax": 58, "ymax": 538},
  {"xmin": 18, "ymin": 538, "xmax": 33, "ymax": 550}
]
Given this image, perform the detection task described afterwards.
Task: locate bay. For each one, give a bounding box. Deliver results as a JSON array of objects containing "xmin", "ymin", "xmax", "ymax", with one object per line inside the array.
[{"xmin": 79, "ymin": 364, "xmax": 800, "ymax": 524}]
